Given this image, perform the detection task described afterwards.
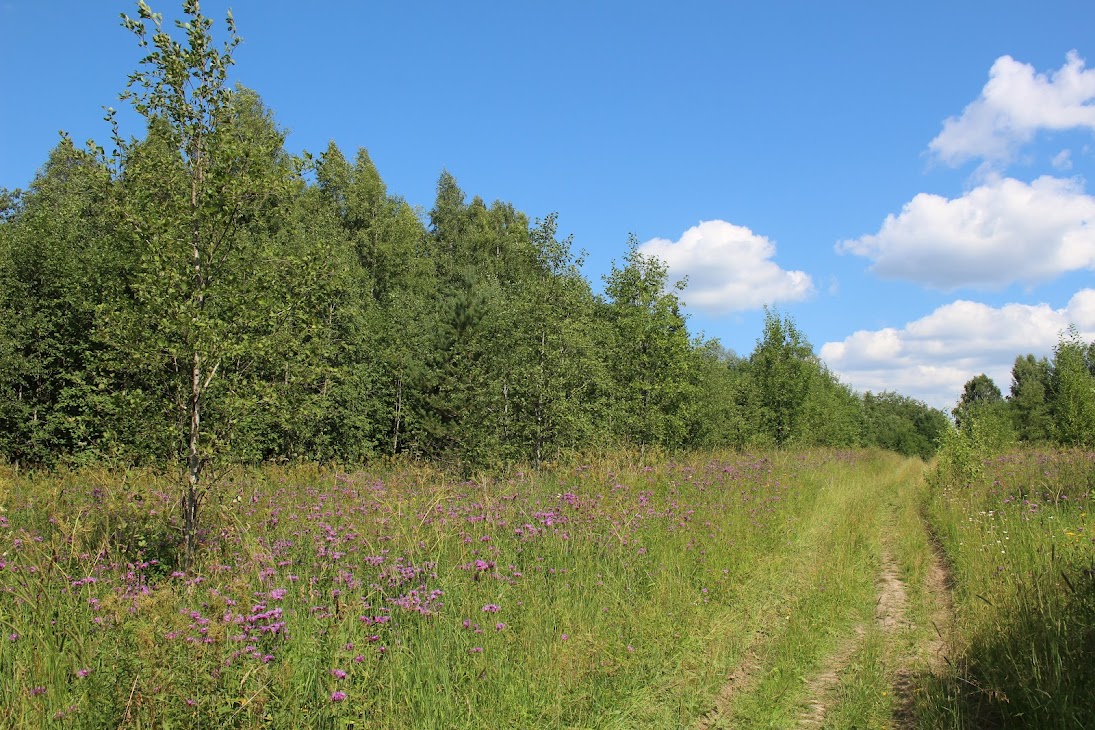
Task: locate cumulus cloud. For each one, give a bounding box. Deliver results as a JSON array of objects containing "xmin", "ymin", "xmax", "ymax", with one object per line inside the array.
[
  {"xmin": 639, "ymin": 220, "xmax": 814, "ymax": 314},
  {"xmin": 837, "ymin": 175, "xmax": 1095, "ymax": 289},
  {"xmin": 1052, "ymin": 149, "xmax": 1073, "ymax": 171},
  {"xmin": 820, "ymin": 290, "xmax": 1095, "ymax": 410},
  {"xmin": 930, "ymin": 51, "xmax": 1095, "ymax": 166}
]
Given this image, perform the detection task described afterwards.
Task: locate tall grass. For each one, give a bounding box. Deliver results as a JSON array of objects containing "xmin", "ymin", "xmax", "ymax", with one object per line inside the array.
[
  {"xmin": 1, "ymin": 451, "xmax": 922, "ymax": 728},
  {"xmin": 921, "ymin": 448, "xmax": 1095, "ymax": 729}
]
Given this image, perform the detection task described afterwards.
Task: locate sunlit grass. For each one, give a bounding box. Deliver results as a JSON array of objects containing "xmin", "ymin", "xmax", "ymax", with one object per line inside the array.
[
  {"xmin": 920, "ymin": 448, "xmax": 1095, "ymax": 729},
  {"xmin": 0, "ymin": 450, "xmax": 935, "ymax": 728}
]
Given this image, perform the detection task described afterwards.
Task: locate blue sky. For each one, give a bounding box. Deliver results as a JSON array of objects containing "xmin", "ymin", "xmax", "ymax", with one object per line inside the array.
[{"xmin": 4, "ymin": 1, "xmax": 1095, "ymax": 409}]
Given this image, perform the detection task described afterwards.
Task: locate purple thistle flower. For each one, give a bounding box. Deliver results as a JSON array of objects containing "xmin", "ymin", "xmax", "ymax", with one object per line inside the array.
[
  {"xmin": 330, "ymin": 691, "xmax": 347, "ymax": 702},
  {"xmin": 482, "ymin": 604, "xmax": 500, "ymax": 613},
  {"xmin": 330, "ymin": 669, "xmax": 347, "ymax": 680}
]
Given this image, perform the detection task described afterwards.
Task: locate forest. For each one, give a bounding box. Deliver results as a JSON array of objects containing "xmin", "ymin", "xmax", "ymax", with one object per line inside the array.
[{"xmin": 0, "ymin": 1, "xmax": 1092, "ymax": 479}]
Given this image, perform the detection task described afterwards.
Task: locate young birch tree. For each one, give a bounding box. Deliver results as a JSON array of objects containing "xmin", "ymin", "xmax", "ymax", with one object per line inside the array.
[{"xmin": 112, "ymin": 1, "xmax": 290, "ymax": 563}]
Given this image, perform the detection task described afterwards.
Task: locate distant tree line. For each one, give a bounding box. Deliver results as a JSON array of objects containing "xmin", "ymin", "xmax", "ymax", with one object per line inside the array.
[
  {"xmin": 0, "ymin": 130, "xmax": 948, "ymax": 471},
  {"xmin": 0, "ymin": 4, "xmax": 948, "ymax": 477},
  {"xmin": 953, "ymin": 331, "xmax": 1095, "ymax": 450}
]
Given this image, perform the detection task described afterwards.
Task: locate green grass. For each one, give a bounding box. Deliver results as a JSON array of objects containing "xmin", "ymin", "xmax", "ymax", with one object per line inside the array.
[
  {"xmin": 918, "ymin": 448, "xmax": 1095, "ymax": 729},
  {"xmin": 4, "ymin": 448, "xmax": 1087, "ymax": 728}
]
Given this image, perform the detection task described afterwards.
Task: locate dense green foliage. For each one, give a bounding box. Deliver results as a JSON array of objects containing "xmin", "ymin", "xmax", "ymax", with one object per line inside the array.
[
  {"xmin": 947, "ymin": 328, "xmax": 1095, "ymax": 458},
  {"xmin": 0, "ymin": 3, "xmax": 948, "ymax": 476}
]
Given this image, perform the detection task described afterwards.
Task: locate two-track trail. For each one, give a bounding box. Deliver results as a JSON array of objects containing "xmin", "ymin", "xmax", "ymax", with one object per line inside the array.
[{"xmin": 691, "ymin": 453, "xmax": 954, "ymax": 730}]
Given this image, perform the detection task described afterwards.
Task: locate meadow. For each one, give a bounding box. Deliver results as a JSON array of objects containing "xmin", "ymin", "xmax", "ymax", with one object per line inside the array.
[
  {"xmin": 1, "ymin": 447, "xmax": 1091, "ymax": 729},
  {"xmin": 919, "ymin": 447, "xmax": 1095, "ymax": 729}
]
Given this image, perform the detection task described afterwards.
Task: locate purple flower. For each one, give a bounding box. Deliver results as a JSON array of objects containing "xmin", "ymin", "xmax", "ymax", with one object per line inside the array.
[
  {"xmin": 330, "ymin": 669, "xmax": 347, "ymax": 680},
  {"xmin": 495, "ymin": 622, "xmax": 506, "ymax": 631},
  {"xmin": 330, "ymin": 691, "xmax": 347, "ymax": 702},
  {"xmin": 8, "ymin": 632, "xmax": 18, "ymax": 642},
  {"xmin": 269, "ymin": 588, "xmax": 287, "ymax": 601},
  {"xmin": 482, "ymin": 604, "xmax": 500, "ymax": 613},
  {"xmin": 468, "ymin": 647, "xmax": 484, "ymax": 654},
  {"xmin": 76, "ymin": 668, "xmax": 92, "ymax": 678},
  {"xmin": 29, "ymin": 687, "xmax": 46, "ymax": 697}
]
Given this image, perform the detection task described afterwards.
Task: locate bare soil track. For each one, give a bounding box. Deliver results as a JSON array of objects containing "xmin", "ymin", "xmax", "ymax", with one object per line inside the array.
[
  {"xmin": 891, "ymin": 528, "xmax": 954, "ymax": 729},
  {"xmin": 695, "ymin": 638, "xmax": 763, "ymax": 729},
  {"xmin": 799, "ymin": 539, "xmax": 954, "ymax": 729},
  {"xmin": 698, "ymin": 462, "xmax": 955, "ymax": 729}
]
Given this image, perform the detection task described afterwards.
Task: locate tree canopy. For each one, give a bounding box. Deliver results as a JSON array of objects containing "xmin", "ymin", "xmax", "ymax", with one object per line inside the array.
[{"xmin": 0, "ymin": 0, "xmax": 1004, "ymax": 497}]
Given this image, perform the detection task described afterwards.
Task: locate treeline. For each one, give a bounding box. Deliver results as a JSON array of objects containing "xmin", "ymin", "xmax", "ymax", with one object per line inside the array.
[
  {"xmin": 952, "ymin": 332, "xmax": 1095, "ymax": 450},
  {"xmin": 0, "ymin": 3, "xmax": 947, "ymax": 472},
  {"xmin": 0, "ymin": 125, "xmax": 945, "ymax": 471}
]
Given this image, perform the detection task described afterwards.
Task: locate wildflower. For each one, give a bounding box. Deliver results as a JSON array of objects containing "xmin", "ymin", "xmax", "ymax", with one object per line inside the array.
[
  {"xmin": 76, "ymin": 668, "xmax": 92, "ymax": 678},
  {"xmin": 29, "ymin": 687, "xmax": 46, "ymax": 697},
  {"xmin": 482, "ymin": 604, "xmax": 500, "ymax": 613},
  {"xmin": 269, "ymin": 588, "xmax": 288, "ymax": 601},
  {"xmin": 8, "ymin": 632, "xmax": 18, "ymax": 642},
  {"xmin": 468, "ymin": 647, "xmax": 484, "ymax": 654},
  {"xmin": 495, "ymin": 622, "xmax": 506, "ymax": 631},
  {"xmin": 330, "ymin": 669, "xmax": 347, "ymax": 680},
  {"xmin": 330, "ymin": 691, "xmax": 347, "ymax": 702}
]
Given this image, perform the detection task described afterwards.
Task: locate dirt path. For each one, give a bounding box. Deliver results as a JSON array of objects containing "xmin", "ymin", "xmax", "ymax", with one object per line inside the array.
[
  {"xmin": 696, "ymin": 459, "xmax": 955, "ymax": 729},
  {"xmin": 797, "ymin": 623, "xmax": 867, "ymax": 728},
  {"xmin": 796, "ymin": 550, "xmax": 911, "ymax": 728},
  {"xmin": 891, "ymin": 522, "xmax": 954, "ymax": 729},
  {"xmin": 797, "ymin": 541, "xmax": 953, "ymax": 728},
  {"xmin": 694, "ymin": 638, "xmax": 763, "ymax": 729}
]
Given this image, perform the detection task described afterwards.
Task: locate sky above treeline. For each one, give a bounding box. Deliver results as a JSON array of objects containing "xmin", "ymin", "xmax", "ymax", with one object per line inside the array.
[{"xmin": 3, "ymin": 1, "xmax": 1095, "ymax": 410}]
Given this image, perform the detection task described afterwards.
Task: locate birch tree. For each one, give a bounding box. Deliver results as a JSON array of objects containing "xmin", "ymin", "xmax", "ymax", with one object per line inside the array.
[{"xmin": 112, "ymin": 1, "xmax": 291, "ymax": 562}]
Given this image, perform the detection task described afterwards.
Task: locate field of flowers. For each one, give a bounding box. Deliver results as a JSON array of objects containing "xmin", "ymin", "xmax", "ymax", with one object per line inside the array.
[
  {"xmin": 922, "ymin": 448, "xmax": 1095, "ymax": 728},
  {"xmin": 1, "ymin": 450, "xmax": 921, "ymax": 728}
]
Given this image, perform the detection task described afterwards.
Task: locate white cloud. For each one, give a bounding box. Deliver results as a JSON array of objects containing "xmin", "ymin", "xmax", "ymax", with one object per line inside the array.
[
  {"xmin": 930, "ymin": 51, "xmax": 1095, "ymax": 166},
  {"xmin": 820, "ymin": 290, "xmax": 1095, "ymax": 410},
  {"xmin": 837, "ymin": 175, "xmax": 1095, "ymax": 289},
  {"xmin": 639, "ymin": 220, "xmax": 814, "ymax": 314},
  {"xmin": 1052, "ymin": 149, "xmax": 1073, "ymax": 171}
]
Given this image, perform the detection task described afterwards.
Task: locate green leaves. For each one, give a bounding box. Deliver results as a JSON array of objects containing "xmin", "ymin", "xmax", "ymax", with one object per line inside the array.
[{"xmin": 602, "ymin": 238, "xmax": 693, "ymax": 449}]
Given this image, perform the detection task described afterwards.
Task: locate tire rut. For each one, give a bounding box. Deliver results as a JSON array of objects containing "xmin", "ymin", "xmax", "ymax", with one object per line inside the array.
[
  {"xmin": 797, "ymin": 550, "xmax": 911, "ymax": 728},
  {"xmin": 694, "ymin": 638, "xmax": 764, "ymax": 730},
  {"xmin": 891, "ymin": 517, "xmax": 954, "ymax": 729}
]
